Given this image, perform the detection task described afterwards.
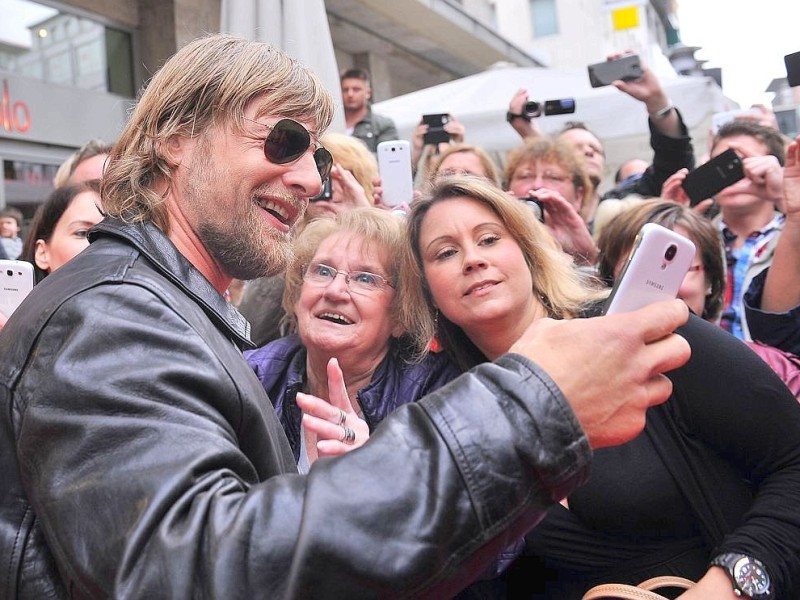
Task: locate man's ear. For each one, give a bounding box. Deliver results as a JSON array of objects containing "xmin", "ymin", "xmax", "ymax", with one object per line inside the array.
[{"xmin": 159, "ymin": 134, "xmax": 189, "ymax": 168}]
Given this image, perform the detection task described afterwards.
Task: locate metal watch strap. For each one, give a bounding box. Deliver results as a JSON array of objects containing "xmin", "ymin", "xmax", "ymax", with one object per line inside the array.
[
  {"xmin": 649, "ymin": 102, "xmax": 674, "ymax": 120},
  {"xmin": 710, "ymin": 553, "xmax": 773, "ymax": 600}
]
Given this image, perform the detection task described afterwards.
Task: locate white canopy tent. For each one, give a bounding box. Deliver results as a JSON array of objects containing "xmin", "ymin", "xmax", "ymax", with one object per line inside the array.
[
  {"xmin": 220, "ymin": 0, "xmax": 345, "ymax": 131},
  {"xmin": 373, "ymin": 65, "xmax": 735, "ymax": 186}
]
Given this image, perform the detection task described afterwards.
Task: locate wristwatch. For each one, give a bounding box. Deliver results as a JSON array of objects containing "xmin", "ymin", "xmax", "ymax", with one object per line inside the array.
[{"xmin": 710, "ymin": 553, "xmax": 772, "ymax": 599}]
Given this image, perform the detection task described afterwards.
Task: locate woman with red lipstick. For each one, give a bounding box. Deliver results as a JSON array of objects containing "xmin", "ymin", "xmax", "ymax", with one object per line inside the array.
[
  {"xmin": 245, "ymin": 207, "xmax": 458, "ymax": 472},
  {"xmin": 400, "ymin": 176, "xmax": 800, "ymax": 600}
]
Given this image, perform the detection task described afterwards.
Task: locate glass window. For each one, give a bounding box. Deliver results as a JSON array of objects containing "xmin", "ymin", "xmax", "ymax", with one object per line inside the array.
[
  {"xmin": 3, "ymin": 159, "xmax": 58, "ymax": 209},
  {"xmin": 0, "ymin": 0, "xmax": 134, "ymax": 97},
  {"xmin": 46, "ymin": 51, "xmax": 73, "ymax": 85},
  {"xmin": 530, "ymin": 0, "xmax": 559, "ymax": 37}
]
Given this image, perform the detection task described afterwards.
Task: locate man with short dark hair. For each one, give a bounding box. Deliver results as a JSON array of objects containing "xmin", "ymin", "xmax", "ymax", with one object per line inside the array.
[
  {"xmin": 708, "ymin": 120, "xmax": 786, "ymax": 340},
  {"xmin": 341, "ymin": 67, "xmax": 398, "ymax": 152},
  {"xmin": 0, "ymin": 33, "xmax": 689, "ymax": 599}
]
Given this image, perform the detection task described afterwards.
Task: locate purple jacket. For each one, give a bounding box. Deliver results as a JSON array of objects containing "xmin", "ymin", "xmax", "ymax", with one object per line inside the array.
[{"xmin": 245, "ymin": 335, "xmax": 461, "ymax": 461}]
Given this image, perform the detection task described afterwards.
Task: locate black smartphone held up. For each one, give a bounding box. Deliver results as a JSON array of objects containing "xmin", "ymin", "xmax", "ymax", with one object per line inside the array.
[
  {"xmin": 681, "ymin": 148, "xmax": 745, "ymax": 206},
  {"xmin": 785, "ymin": 51, "xmax": 800, "ymax": 88},
  {"xmin": 603, "ymin": 223, "xmax": 696, "ymax": 316},
  {"xmin": 544, "ymin": 98, "xmax": 576, "ymax": 116},
  {"xmin": 422, "ymin": 113, "xmax": 451, "ymax": 145},
  {"xmin": 587, "ymin": 55, "xmax": 644, "ymax": 88}
]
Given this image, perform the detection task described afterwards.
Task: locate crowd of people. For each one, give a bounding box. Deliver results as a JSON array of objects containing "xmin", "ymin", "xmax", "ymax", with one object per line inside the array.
[{"xmin": 1, "ymin": 32, "xmax": 800, "ymax": 600}]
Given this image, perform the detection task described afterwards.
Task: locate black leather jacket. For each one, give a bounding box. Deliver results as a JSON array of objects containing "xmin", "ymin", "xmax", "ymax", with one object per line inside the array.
[{"xmin": 0, "ymin": 218, "xmax": 591, "ymax": 599}]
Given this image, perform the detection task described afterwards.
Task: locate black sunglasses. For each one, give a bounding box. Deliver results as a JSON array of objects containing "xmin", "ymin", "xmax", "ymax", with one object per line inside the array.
[{"xmin": 243, "ymin": 116, "xmax": 333, "ymax": 182}]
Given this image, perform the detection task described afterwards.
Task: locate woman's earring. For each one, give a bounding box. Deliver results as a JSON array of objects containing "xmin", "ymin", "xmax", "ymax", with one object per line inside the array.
[{"xmin": 538, "ymin": 292, "xmax": 553, "ymax": 316}]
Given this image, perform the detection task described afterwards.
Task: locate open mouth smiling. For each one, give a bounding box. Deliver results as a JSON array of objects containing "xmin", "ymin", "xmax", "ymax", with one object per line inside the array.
[
  {"xmin": 255, "ymin": 198, "xmax": 293, "ymax": 226},
  {"xmin": 317, "ymin": 312, "xmax": 354, "ymax": 325}
]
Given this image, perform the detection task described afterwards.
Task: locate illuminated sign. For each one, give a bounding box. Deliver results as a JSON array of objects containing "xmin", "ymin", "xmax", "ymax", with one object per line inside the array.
[{"xmin": 2, "ymin": 79, "xmax": 31, "ymax": 134}]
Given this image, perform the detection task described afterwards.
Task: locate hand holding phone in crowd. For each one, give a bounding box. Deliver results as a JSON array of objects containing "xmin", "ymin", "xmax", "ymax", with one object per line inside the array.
[
  {"xmin": 603, "ymin": 223, "xmax": 695, "ymax": 316},
  {"xmin": 377, "ymin": 140, "xmax": 414, "ymax": 207},
  {"xmin": 0, "ymin": 259, "xmax": 34, "ymax": 325}
]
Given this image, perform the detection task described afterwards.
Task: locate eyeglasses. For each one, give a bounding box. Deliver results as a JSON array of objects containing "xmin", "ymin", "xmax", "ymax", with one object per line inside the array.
[
  {"xmin": 303, "ymin": 262, "xmax": 395, "ymax": 295},
  {"xmin": 515, "ymin": 170, "xmax": 570, "ymax": 185},
  {"xmin": 242, "ymin": 116, "xmax": 333, "ymax": 182}
]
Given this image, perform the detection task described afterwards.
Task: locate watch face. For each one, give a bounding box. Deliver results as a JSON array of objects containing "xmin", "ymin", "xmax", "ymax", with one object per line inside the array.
[{"xmin": 734, "ymin": 558, "xmax": 771, "ymax": 596}]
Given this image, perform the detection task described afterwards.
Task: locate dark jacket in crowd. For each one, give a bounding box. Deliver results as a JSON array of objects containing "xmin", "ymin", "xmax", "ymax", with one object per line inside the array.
[
  {"xmin": 602, "ymin": 108, "xmax": 695, "ymax": 200},
  {"xmin": 350, "ymin": 107, "xmax": 398, "ymax": 153},
  {"xmin": 245, "ymin": 334, "xmax": 461, "ymax": 461},
  {"xmin": 0, "ymin": 217, "xmax": 591, "ymax": 599},
  {"xmin": 744, "ymin": 268, "xmax": 800, "ymax": 357}
]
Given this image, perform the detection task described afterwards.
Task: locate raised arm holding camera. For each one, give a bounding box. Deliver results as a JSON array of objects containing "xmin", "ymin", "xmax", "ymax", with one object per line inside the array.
[{"xmin": 506, "ymin": 54, "xmax": 695, "ymax": 225}]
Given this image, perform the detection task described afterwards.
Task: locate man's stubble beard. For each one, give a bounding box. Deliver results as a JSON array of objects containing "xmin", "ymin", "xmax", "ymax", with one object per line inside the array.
[
  {"xmin": 198, "ymin": 207, "xmax": 295, "ymax": 280},
  {"xmin": 185, "ymin": 144, "xmax": 302, "ymax": 281}
]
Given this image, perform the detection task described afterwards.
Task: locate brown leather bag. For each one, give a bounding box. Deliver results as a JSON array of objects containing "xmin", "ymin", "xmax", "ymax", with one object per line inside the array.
[{"xmin": 581, "ymin": 575, "xmax": 695, "ymax": 599}]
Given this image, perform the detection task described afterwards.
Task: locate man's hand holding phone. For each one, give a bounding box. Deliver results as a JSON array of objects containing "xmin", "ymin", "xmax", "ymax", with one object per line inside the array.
[{"xmin": 737, "ymin": 145, "xmax": 784, "ymax": 206}]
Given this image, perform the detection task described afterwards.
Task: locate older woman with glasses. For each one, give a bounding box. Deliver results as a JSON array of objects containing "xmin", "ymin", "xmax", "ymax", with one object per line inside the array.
[
  {"xmin": 505, "ymin": 137, "xmax": 599, "ymax": 266},
  {"xmin": 244, "ymin": 207, "xmax": 458, "ymax": 471}
]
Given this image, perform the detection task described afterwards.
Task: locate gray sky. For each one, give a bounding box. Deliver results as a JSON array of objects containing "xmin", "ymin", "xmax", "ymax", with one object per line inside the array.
[{"xmin": 678, "ymin": 0, "xmax": 800, "ymax": 108}]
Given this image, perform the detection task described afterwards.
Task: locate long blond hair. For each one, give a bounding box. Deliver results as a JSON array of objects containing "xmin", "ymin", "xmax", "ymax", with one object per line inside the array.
[{"xmin": 402, "ymin": 176, "xmax": 605, "ymax": 369}]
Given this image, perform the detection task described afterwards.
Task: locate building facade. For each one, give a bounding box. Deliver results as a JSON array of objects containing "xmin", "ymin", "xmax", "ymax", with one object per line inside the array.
[
  {"xmin": 1, "ymin": 0, "xmax": 540, "ymax": 217},
  {"xmin": 2, "ymin": 0, "xmax": 793, "ymax": 219}
]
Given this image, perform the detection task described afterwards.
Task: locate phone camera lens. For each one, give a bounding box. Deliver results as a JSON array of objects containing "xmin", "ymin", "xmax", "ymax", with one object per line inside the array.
[
  {"xmin": 5, "ymin": 269, "xmax": 12, "ymax": 276},
  {"xmin": 664, "ymin": 244, "xmax": 677, "ymax": 261}
]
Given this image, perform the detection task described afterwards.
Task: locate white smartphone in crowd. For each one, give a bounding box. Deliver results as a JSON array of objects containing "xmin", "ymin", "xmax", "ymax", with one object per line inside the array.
[
  {"xmin": 603, "ymin": 223, "xmax": 696, "ymax": 316},
  {"xmin": 0, "ymin": 259, "xmax": 35, "ymax": 320},
  {"xmin": 377, "ymin": 140, "xmax": 414, "ymax": 207}
]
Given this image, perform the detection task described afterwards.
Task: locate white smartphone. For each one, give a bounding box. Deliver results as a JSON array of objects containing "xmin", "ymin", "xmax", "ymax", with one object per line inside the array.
[
  {"xmin": 0, "ymin": 259, "xmax": 35, "ymax": 320},
  {"xmin": 377, "ymin": 140, "xmax": 414, "ymax": 207},
  {"xmin": 603, "ymin": 223, "xmax": 696, "ymax": 316}
]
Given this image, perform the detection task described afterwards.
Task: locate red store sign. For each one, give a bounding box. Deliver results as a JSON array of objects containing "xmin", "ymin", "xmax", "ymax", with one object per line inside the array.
[{"xmin": 2, "ymin": 79, "xmax": 31, "ymax": 134}]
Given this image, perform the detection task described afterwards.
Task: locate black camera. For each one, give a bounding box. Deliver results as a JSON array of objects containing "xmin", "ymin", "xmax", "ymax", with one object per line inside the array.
[
  {"xmin": 524, "ymin": 98, "xmax": 576, "ymax": 119},
  {"xmin": 518, "ymin": 198, "xmax": 545, "ymax": 223},
  {"xmin": 524, "ymin": 101, "xmax": 543, "ymax": 119}
]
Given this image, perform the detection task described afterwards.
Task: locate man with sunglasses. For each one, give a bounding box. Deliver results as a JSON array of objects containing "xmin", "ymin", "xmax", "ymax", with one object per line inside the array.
[{"xmin": 0, "ymin": 34, "xmax": 691, "ymax": 599}]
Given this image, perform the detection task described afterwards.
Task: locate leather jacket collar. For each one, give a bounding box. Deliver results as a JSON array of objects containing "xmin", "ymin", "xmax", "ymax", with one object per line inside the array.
[{"xmin": 89, "ymin": 217, "xmax": 254, "ymax": 349}]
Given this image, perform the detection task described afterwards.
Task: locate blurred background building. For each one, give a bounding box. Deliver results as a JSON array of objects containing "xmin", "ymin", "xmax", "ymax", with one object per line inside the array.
[{"xmin": 1, "ymin": 0, "xmax": 796, "ymax": 216}]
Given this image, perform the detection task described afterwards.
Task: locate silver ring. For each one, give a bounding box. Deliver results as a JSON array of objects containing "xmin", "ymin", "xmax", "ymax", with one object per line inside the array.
[
  {"xmin": 341, "ymin": 426, "xmax": 356, "ymax": 445},
  {"xmin": 335, "ymin": 408, "xmax": 347, "ymax": 427}
]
